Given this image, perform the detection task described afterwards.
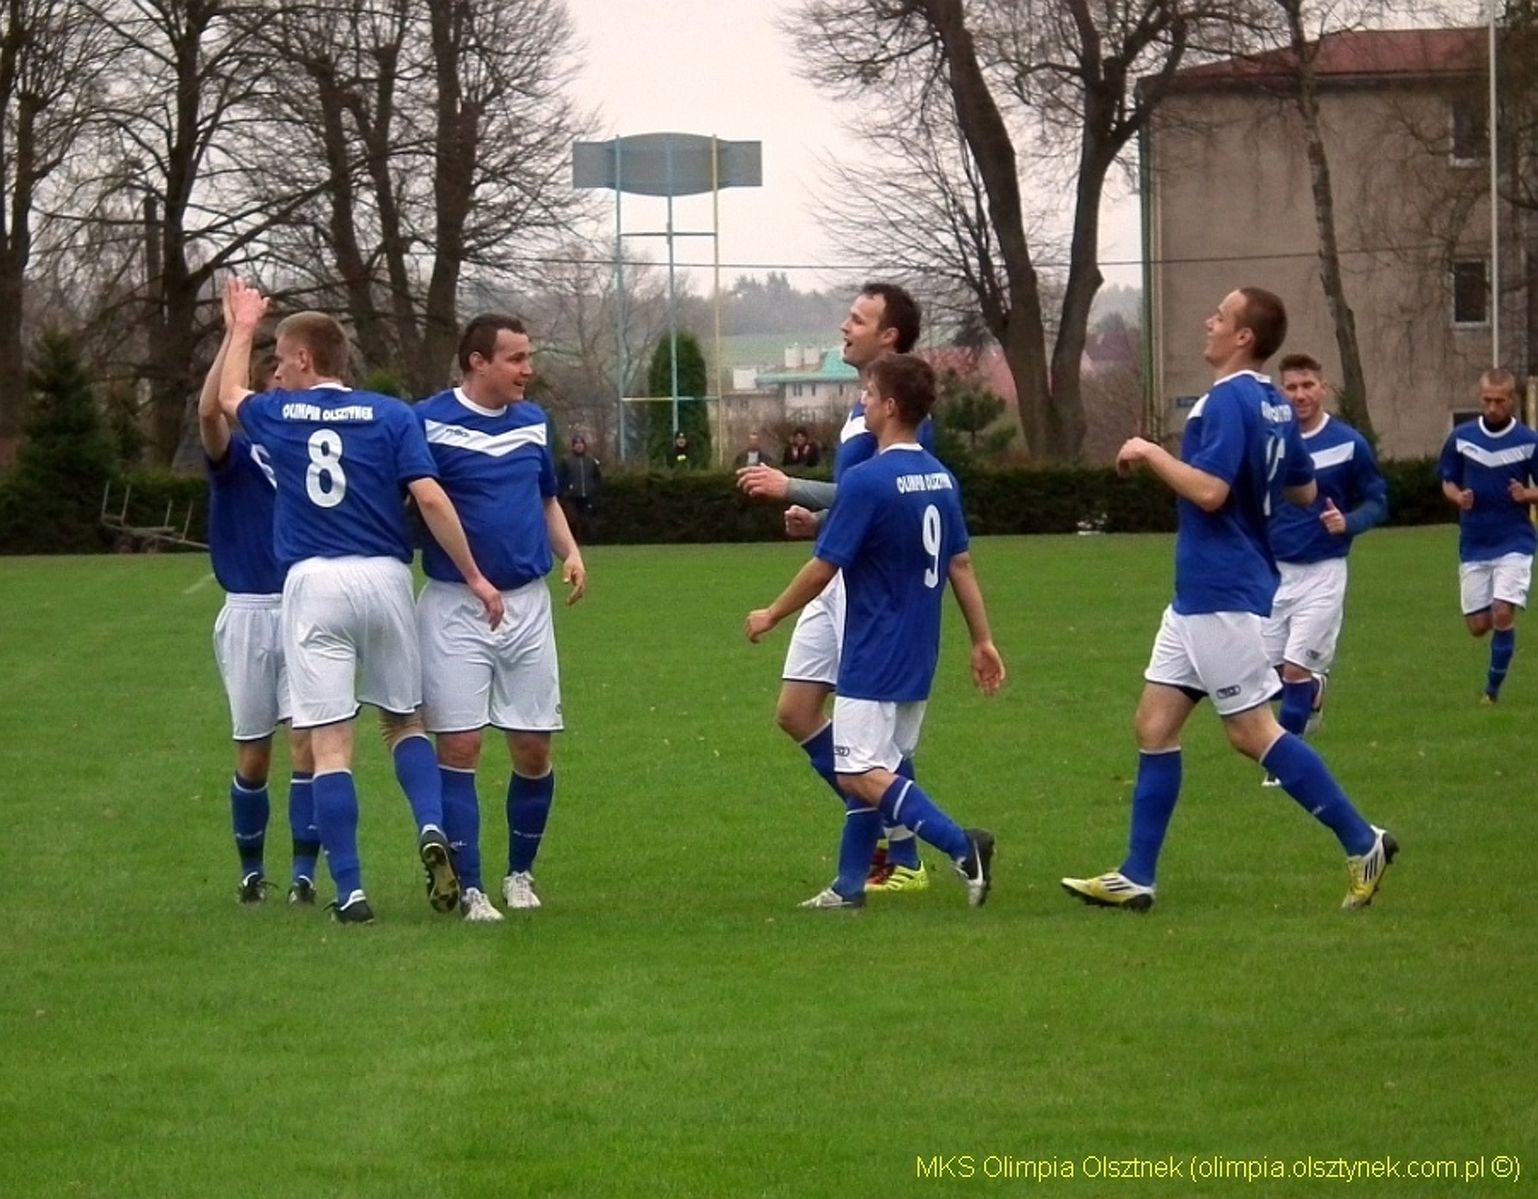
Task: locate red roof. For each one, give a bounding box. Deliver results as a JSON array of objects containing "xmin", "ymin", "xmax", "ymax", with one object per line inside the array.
[{"xmin": 1172, "ymin": 27, "xmax": 1484, "ymax": 87}]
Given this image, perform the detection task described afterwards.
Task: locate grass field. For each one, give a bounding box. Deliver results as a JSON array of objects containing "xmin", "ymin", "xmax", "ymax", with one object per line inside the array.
[{"xmin": 1, "ymin": 528, "xmax": 1534, "ymax": 1197}]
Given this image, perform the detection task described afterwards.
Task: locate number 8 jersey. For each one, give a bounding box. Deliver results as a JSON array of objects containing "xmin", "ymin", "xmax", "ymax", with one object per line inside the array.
[
  {"xmin": 236, "ymin": 383, "xmax": 438, "ymax": 566},
  {"xmin": 1174, "ymin": 369, "xmax": 1312, "ymax": 618},
  {"xmin": 814, "ymin": 442, "xmax": 969, "ymax": 703}
]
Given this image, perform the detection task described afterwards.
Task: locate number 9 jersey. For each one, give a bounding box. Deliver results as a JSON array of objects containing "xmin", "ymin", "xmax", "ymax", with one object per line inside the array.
[
  {"xmin": 236, "ymin": 384, "xmax": 438, "ymax": 566},
  {"xmin": 814, "ymin": 442, "xmax": 969, "ymax": 703}
]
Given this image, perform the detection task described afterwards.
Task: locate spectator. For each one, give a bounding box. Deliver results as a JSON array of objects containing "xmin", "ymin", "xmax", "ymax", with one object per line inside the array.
[
  {"xmin": 734, "ymin": 430, "xmax": 775, "ymax": 468},
  {"xmin": 558, "ymin": 434, "xmax": 602, "ymax": 542},
  {"xmin": 782, "ymin": 426, "xmax": 821, "ymax": 470},
  {"xmin": 669, "ymin": 430, "xmax": 693, "ymax": 469}
]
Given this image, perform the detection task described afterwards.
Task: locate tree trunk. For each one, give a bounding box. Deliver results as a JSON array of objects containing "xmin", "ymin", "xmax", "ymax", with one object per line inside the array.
[{"xmin": 1284, "ymin": 3, "xmax": 1375, "ymax": 440}]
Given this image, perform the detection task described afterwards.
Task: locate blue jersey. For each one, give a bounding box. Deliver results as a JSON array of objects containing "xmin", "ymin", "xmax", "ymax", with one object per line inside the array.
[
  {"xmin": 815, "ymin": 444, "xmax": 969, "ymax": 702},
  {"xmin": 833, "ymin": 402, "xmax": 935, "ymax": 484},
  {"xmin": 206, "ymin": 432, "xmax": 284, "ymax": 594},
  {"xmin": 416, "ymin": 389, "xmax": 557, "ymax": 590},
  {"xmin": 1174, "ymin": 370, "xmax": 1312, "ymax": 617},
  {"xmin": 236, "ymin": 384, "xmax": 436, "ymax": 567},
  {"xmin": 1439, "ymin": 417, "xmax": 1538, "ymax": 562},
  {"xmin": 1269, "ymin": 415, "xmax": 1388, "ymax": 564}
]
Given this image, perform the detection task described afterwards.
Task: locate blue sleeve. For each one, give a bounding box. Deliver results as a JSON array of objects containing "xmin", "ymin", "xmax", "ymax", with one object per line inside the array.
[
  {"xmin": 814, "ymin": 472, "xmax": 875, "ymax": 569},
  {"xmin": 1438, "ymin": 433, "xmax": 1463, "ymax": 485},
  {"xmin": 236, "ymin": 393, "xmax": 273, "ymax": 445},
  {"xmin": 539, "ymin": 425, "xmax": 558, "ymax": 499},
  {"xmin": 1282, "ymin": 418, "xmax": 1313, "ymax": 487},
  {"xmin": 1187, "ymin": 391, "xmax": 1246, "ymax": 484},
  {"xmin": 393, "ymin": 406, "xmax": 437, "ymax": 484},
  {"xmin": 1344, "ymin": 434, "xmax": 1388, "ymax": 535},
  {"xmin": 948, "ymin": 485, "xmax": 971, "ymax": 558}
]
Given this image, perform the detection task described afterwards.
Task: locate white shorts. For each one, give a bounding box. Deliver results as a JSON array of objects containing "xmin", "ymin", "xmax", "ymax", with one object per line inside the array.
[
  {"xmin": 213, "ymin": 593, "xmax": 289, "ymax": 741},
  {"xmin": 419, "ymin": 578, "xmax": 563, "ymax": 733},
  {"xmin": 832, "ymin": 696, "xmax": 927, "ymax": 774},
  {"xmin": 1144, "ymin": 606, "xmax": 1281, "ymax": 717},
  {"xmin": 1460, "ymin": 553, "xmax": 1533, "ymax": 614},
  {"xmin": 1262, "ymin": 557, "xmax": 1348, "ymax": 674},
  {"xmin": 782, "ymin": 571, "xmax": 845, "ymax": 687},
  {"xmin": 282, "ymin": 556, "xmax": 421, "ymax": 729}
]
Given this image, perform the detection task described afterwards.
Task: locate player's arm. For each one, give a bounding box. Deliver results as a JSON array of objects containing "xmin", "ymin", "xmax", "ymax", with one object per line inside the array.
[
  {"xmin": 1439, "ymin": 436, "xmax": 1473, "ymax": 509},
  {"xmin": 1117, "ymin": 437, "xmax": 1230, "ymax": 511},
  {"xmin": 1336, "ymin": 448, "xmax": 1389, "ymax": 535},
  {"xmin": 744, "ymin": 556, "xmax": 837, "ymax": 643},
  {"xmin": 198, "ymin": 322, "xmax": 234, "ymax": 462},
  {"xmin": 408, "ymin": 477, "xmax": 505, "ymax": 629},
  {"xmin": 218, "ymin": 276, "xmax": 264, "ymax": 421},
  {"xmin": 1281, "ymin": 479, "xmax": 1317, "ymax": 507},
  {"xmin": 736, "ymin": 464, "xmax": 838, "ymax": 512},
  {"xmin": 543, "ymin": 494, "xmax": 587, "ymax": 604},
  {"xmin": 948, "ymin": 552, "xmax": 1004, "ymax": 696}
]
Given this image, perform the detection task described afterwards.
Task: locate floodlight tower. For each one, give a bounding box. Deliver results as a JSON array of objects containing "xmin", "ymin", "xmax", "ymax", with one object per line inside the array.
[{"xmin": 573, "ymin": 133, "xmax": 763, "ymax": 463}]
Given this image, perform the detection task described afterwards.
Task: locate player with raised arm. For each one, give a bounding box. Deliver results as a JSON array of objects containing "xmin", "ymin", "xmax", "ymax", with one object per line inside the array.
[
  {"xmin": 746, "ymin": 353, "xmax": 1004, "ymax": 909},
  {"xmin": 415, "ymin": 314, "xmax": 587, "ymax": 923},
  {"xmin": 1438, "ymin": 369, "xmax": 1538, "ymax": 704},
  {"xmin": 1260, "ymin": 353, "xmax": 1388, "ymax": 782},
  {"xmin": 736, "ymin": 282, "xmax": 936, "ymax": 893},
  {"xmin": 1061, "ymin": 287, "xmax": 1397, "ymax": 912},
  {"xmin": 198, "ymin": 295, "xmax": 317, "ymax": 904},
  {"xmin": 217, "ymin": 277, "xmax": 504, "ymax": 924}
]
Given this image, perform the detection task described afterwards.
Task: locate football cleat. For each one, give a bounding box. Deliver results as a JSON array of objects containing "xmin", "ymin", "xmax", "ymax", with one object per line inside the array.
[
  {"xmin": 799, "ymin": 885, "xmax": 865, "ymax": 910},
  {"xmin": 865, "ymin": 862, "xmax": 930, "ymax": 893},
  {"xmin": 1060, "ymin": 870, "xmax": 1155, "ymax": 912},
  {"xmin": 237, "ymin": 871, "xmax": 274, "ymax": 904},
  {"xmin": 501, "ymin": 871, "xmax": 542, "ymax": 911},
  {"xmin": 328, "ymin": 890, "xmax": 375, "ymax": 924},
  {"xmin": 953, "ymin": 829, "xmax": 995, "ymax": 907},
  {"xmin": 1305, "ymin": 673, "xmax": 1328, "ymax": 735},
  {"xmin": 1480, "ymin": 691, "xmax": 1498, "ymax": 706},
  {"xmin": 461, "ymin": 887, "xmax": 504, "ymax": 923},
  {"xmin": 288, "ymin": 876, "xmax": 317, "ymax": 905},
  {"xmin": 866, "ymin": 841, "xmax": 890, "ymax": 880},
  {"xmin": 1342, "ymin": 826, "xmax": 1398, "ymax": 910},
  {"xmin": 1261, "ymin": 774, "xmax": 1283, "ymax": 788},
  {"xmin": 419, "ymin": 827, "xmax": 460, "ymax": 914}
]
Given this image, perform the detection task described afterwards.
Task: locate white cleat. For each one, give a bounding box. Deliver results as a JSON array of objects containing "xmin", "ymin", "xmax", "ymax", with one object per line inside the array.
[
  {"xmin": 502, "ymin": 871, "xmax": 542, "ymax": 910},
  {"xmin": 461, "ymin": 887, "xmax": 504, "ymax": 923},
  {"xmin": 1261, "ymin": 773, "xmax": 1283, "ymax": 788},
  {"xmin": 1305, "ymin": 673, "xmax": 1327, "ymax": 736}
]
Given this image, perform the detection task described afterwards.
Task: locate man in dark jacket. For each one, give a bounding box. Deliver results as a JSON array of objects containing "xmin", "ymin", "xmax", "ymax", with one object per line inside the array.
[{"xmin": 558, "ymin": 435, "xmax": 602, "ymax": 541}]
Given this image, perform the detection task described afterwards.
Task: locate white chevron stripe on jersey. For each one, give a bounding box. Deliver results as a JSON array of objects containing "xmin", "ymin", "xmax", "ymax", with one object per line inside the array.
[
  {"xmin": 1456, "ymin": 439, "xmax": 1536, "ymax": 470},
  {"xmin": 1310, "ymin": 441, "xmax": 1356, "ymax": 470},
  {"xmin": 424, "ymin": 420, "xmax": 547, "ymax": 458},
  {"xmin": 840, "ymin": 412, "xmax": 868, "ymax": 443}
]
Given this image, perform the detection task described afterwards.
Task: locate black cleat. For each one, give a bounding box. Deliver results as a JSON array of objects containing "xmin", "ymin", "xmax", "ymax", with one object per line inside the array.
[
  {"xmin": 288, "ymin": 877, "xmax": 317, "ymax": 905},
  {"xmin": 419, "ymin": 828, "xmax": 461, "ymax": 913},
  {"xmin": 238, "ymin": 871, "xmax": 274, "ymax": 904},
  {"xmin": 953, "ymin": 829, "xmax": 995, "ymax": 907},
  {"xmin": 328, "ymin": 890, "xmax": 375, "ymax": 924}
]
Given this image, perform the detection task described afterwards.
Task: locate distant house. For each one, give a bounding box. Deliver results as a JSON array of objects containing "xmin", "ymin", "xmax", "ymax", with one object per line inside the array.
[
  {"xmin": 755, "ymin": 345, "xmax": 860, "ymax": 420},
  {"xmin": 1144, "ymin": 26, "xmax": 1499, "ymax": 457}
]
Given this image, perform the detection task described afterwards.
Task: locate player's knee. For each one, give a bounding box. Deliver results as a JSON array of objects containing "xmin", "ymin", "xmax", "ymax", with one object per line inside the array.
[
  {"xmin": 1279, "ymin": 663, "xmax": 1312, "ymax": 684},
  {"xmin": 773, "ymin": 697, "xmax": 816, "ymax": 741},
  {"xmin": 288, "ymin": 728, "xmax": 315, "ymax": 775},
  {"xmin": 436, "ymin": 730, "xmax": 482, "ymax": 771},
  {"xmin": 1492, "ymin": 603, "xmax": 1517, "ymax": 631},
  {"xmin": 1466, "ymin": 613, "xmax": 1492, "ymax": 637},
  {"xmin": 378, "ymin": 710, "xmax": 426, "ymax": 751},
  {"xmin": 235, "ymin": 739, "xmax": 273, "ymax": 784},
  {"xmin": 509, "ymin": 732, "xmax": 551, "ymax": 777}
]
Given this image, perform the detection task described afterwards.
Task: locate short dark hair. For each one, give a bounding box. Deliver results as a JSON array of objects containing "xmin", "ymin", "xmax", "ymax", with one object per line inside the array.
[
  {"xmin": 1481, "ymin": 367, "xmax": 1517, "ymax": 395},
  {"xmin": 1236, "ymin": 287, "xmax": 1287, "ymax": 362},
  {"xmin": 861, "ymin": 281, "xmax": 921, "ymax": 353},
  {"xmin": 275, "ymin": 312, "xmax": 351, "ymax": 378},
  {"xmin": 457, "ymin": 312, "xmax": 527, "ymax": 372},
  {"xmin": 1277, "ymin": 352, "xmax": 1322, "ymax": 377},
  {"xmin": 867, "ymin": 352, "xmax": 937, "ymax": 426},
  {"xmin": 791, "ymin": 426, "xmax": 808, "ymax": 438}
]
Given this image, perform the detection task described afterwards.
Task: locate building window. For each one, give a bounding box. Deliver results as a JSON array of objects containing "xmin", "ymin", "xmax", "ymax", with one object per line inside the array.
[
  {"xmin": 1451, "ymin": 409, "xmax": 1482, "ymax": 429},
  {"xmin": 1452, "ymin": 259, "xmax": 1489, "ymax": 326},
  {"xmin": 790, "ymin": 383, "xmax": 804, "ymax": 398},
  {"xmin": 1450, "ymin": 96, "xmax": 1487, "ymax": 165}
]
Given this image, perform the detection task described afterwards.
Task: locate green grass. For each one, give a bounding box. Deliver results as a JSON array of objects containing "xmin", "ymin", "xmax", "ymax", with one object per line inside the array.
[{"xmin": 1, "ymin": 529, "xmax": 1535, "ymax": 1197}]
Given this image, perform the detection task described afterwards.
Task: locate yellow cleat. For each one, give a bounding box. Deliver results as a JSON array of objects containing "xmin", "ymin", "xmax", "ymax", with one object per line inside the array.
[
  {"xmin": 1343, "ymin": 827, "xmax": 1398, "ymax": 910},
  {"xmin": 865, "ymin": 862, "xmax": 930, "ymax": 893},
  {"xmin": 1060, "ymin": 871, "xmax": 1155, "ymax": 912}
]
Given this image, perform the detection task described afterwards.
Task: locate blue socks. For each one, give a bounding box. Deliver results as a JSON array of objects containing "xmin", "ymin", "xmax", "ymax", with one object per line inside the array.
[
  {"xmin": 1120, "ymin": 749, "xmax": 1182, "ymax": 887},
  {"xmin": 876, "ymin": 777, "xmax": 968, "ymax": 860},
  {"xmin": 884, "ymin": 758, "xmax": 921, "ymax": 869},
  {"xmin": 834, "ymin": 801, "xmax": 883, "ymax": 898},
  {"xmin": 799, "ymin": 723, "xmax": 846, "ymax": 801},
  {"xmin": 288, "ymin": 771, "xmax": 318, "ymax": 884},
  {"xmin": 508, "ymin": 770, "xmax": 555, "ymax": 875},
  {"xmin": 1260, "ymin": 733, "xmax": 1375, "ymax": 856},
  {"xmin": 1277, "ymin": 678, "xmax": 1317, "ymax": 738},
  {"xmin": 230, "ymin": 773, "xmax": 268, "ymax": 876},
  {"xmin": 440, "ymin": 767, "xmax": 482, "ymax": 891},
  {"xmin": 313, "ymin": 770, "xmax": 362, "ymax": 897},
  {"xmin": 1488, "ymin": 627, "xmax": 1515, "ymax": 698},
  {"xmin": 392, "ymin": 734, "xmax": 444, "ymax": 832}
]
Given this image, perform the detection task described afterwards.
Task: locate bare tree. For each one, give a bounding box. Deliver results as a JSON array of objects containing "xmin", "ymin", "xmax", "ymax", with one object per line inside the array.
[
  {"xmin": 0, "ymin": 0, "xmax": 115, "ymax": 442},
  {"xmin": 788, "ymin": 0, "xmax": 1245, "ymax": 462}
]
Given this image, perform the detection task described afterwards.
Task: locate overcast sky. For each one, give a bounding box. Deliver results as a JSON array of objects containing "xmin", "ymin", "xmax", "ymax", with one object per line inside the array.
[{"xmin": 561, "ymin": 0, "xmax": 1144, "ymax": 292}]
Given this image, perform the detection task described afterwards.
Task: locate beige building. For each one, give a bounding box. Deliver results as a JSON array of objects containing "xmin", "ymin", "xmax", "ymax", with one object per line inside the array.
[{"xmin": 1145, "ymin": 27, "xmax": 1506, "ymax": 457}]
